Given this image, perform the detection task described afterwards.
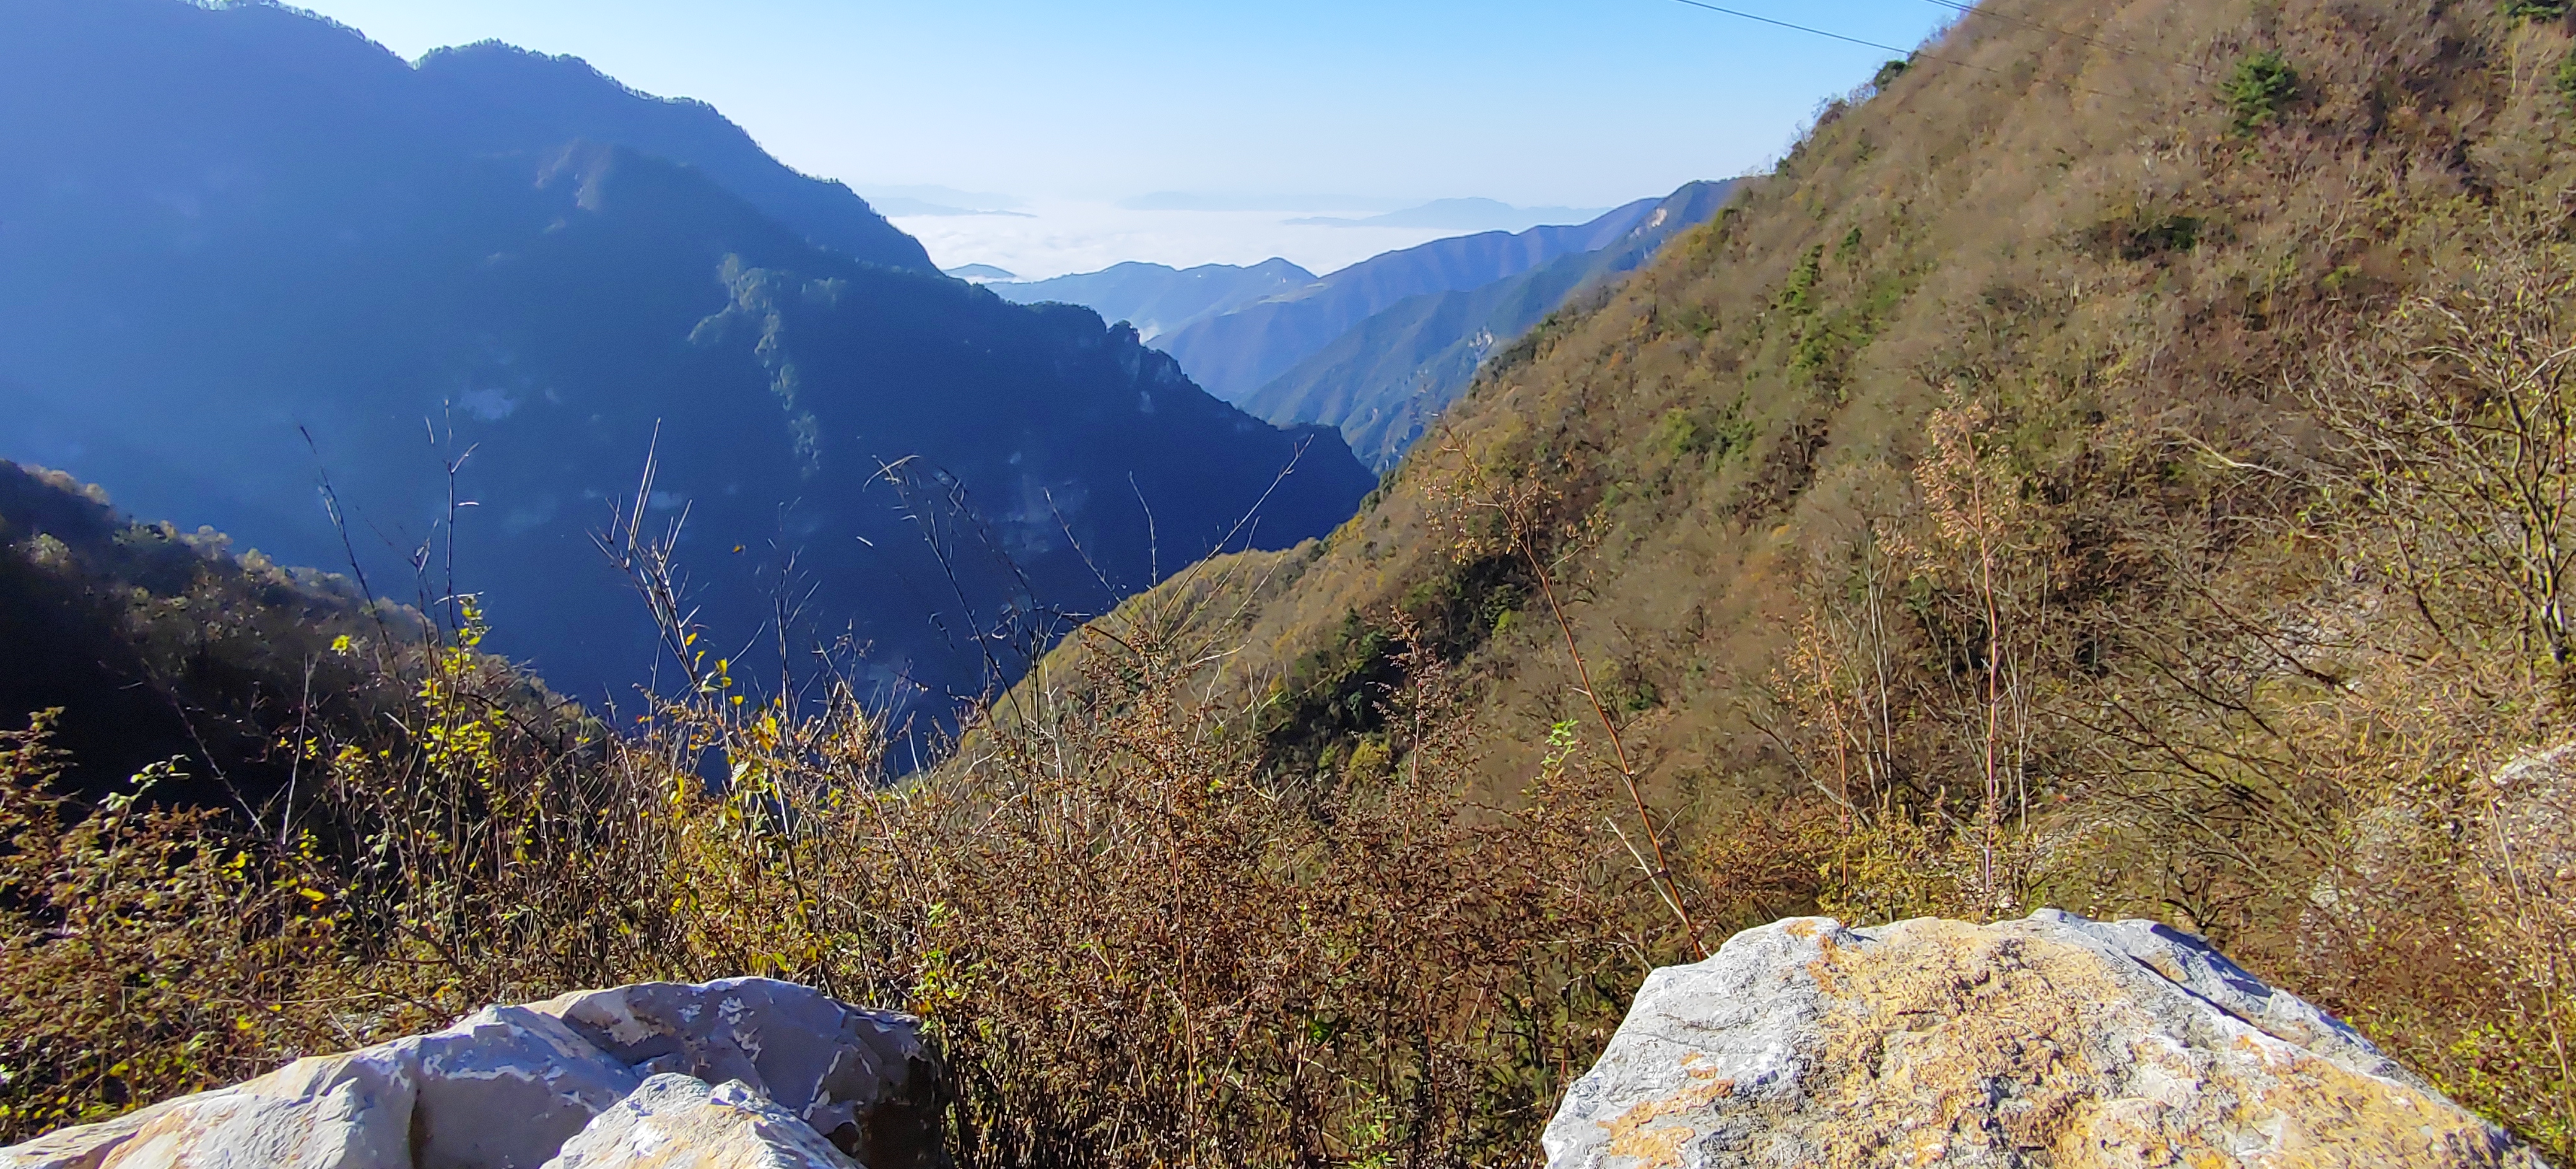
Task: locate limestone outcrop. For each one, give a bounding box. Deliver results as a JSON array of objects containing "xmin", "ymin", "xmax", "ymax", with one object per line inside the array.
[
  {"xmin": 542, "ymin": 1075, "xmax": 856, "ymax": 1169},
  {"xmin": 1544, "ymin": 910, "xmax": 2546, "ymax": 1168},
  {"xmin": 0, "ymin": 978, "xmax": 939, "ymax": 1169}
]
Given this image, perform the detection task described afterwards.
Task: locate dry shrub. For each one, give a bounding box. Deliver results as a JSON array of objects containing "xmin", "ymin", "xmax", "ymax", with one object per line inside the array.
[
  {"xmin": 0, "ymin": 542, "xmax": 1671, "ymax": 1167},
  {"xmin": 0, "ymin": 713, "xmax": 337, "ymax": 1137},
  {"xmin": 1750, "ymin": 220, "xmax": 2576, "ymax": 1158},
  {"xmin": 870, "ymin": 618, "xmax": 1647, "ymax": 1167}
]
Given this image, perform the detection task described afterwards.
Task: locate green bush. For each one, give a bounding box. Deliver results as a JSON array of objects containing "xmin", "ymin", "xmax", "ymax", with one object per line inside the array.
[{"xmin": 2223, "ymin": 50, "xmax": 2299, "ymax": 132}]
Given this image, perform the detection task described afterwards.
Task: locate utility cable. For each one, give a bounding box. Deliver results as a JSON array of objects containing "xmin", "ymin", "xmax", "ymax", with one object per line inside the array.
[
  {"xmin": 1913, "ymin": 0, "xmax": 2209, "ymax": 76},
  {"xmin": 1658, "ymin": 0, "xmax": 2121, "ymax": 100}
]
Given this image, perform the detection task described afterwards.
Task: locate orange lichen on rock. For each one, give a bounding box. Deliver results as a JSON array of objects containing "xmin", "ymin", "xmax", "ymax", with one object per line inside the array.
[
  {"xmin": 1542, "ymin": 911, "xmax": 2546, "ymax": 1168},
  {"xmin": 1604, "ymin": 1066, "xmax": 1739, "ymax": 1167}
]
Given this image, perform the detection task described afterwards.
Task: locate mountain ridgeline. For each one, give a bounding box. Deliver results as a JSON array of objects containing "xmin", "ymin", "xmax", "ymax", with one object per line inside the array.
[
  {"xmin": 1005, "ymin": 184, "xmax": 1736, "ymax": 468},
  {"xmin": 1154, "ymin": 190, "xmax": 1729, "ymax": 402},
  {"xmin": 0, "ymin": 0, "xmax": 1373, "ymax": 715},
  {"xmin": 412, "ymin": 41, "xmax": 935, "ymax": 270},
  {"xmin": 1243, "ymin": 180, "xmax": 1736, "ymax": 467}
]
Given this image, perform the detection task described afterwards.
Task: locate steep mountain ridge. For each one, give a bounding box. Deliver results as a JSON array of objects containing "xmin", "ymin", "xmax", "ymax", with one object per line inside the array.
[
  {"xmin": 1060, "ymin": 0, "xmax": 2576, "ymax": 1145},
  {"xmin": 413, "ymin": 41, "xmax": 934, "ymax": 271},
  {"xmin": 1154, "ymin": 196, "xmax": 1683, "ymax": 400},
  {"xmin": 1243, "ymin": 179, "xmax": 1737, "ymax": 468},
  {"xmin": 0, "ymin": 0, "xmax": 1373, "ymax": 713}
]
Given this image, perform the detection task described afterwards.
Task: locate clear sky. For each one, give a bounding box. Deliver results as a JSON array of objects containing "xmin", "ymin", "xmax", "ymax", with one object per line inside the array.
[{"xmin": 285, "ymin": 0, "xmax": 1958, "ymax": 209}]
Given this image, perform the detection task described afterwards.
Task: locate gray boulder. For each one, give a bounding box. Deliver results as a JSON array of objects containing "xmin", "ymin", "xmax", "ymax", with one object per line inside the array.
[
  {"xmin": 541, "ymin": 1074, "xmax": 855, "ymax": 1169},
  {"xmin": 526, "ymin": 980, "xmax": 939, "ymax": 1169},
  {"xmin": 1544, "ymin": 910, "xmax": 2546, "ymax": 1168},
  {"xmin": 0, "ymin": 980, "xmax": 939, "ymax": 1169}
]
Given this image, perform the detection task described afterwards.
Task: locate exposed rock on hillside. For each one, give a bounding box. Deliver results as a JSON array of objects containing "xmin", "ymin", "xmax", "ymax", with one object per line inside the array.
[
  {"xmin": 1544, "ymin": 911, "xmax": 2543, "ymax": 1168},
  {"xmin": 546, "ymin": 1075, "xmax": 859, "ymax": 1169},
  {"xmin": 0, "ymin": 979, "xmax": 938, "ymax": 1169},
  {"xmin": 2485, "ymin": 744, "xmax": 2576, "ymax": 905}
]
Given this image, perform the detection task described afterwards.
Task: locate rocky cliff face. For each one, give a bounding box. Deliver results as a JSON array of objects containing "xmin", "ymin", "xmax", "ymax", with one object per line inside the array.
[
  {"xmin": 0, "ymin": 980, "xmax": 939, "ymax": 1169},
  {"xmin": 1544, "ymin": 910, "xmax": 2545, "ymax": 1168}
]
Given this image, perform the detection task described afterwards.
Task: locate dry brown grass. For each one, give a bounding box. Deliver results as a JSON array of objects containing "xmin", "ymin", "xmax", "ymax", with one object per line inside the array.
[
  {"xmin": 1038, "ymin": 0, "xmax": 2576, "ymax": 1154},
  {"xmin": 0, "ymin": 534, "xmax": 1683, "ymax": 1166}
]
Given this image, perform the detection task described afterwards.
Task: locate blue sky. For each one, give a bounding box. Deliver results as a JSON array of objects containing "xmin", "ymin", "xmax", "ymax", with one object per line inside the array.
[{"xmin": 289, "ymin": 0, "xmax": 1957, "ymax": 208}]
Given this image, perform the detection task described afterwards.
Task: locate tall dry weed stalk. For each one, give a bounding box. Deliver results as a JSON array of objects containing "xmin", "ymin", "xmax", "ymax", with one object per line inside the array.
[
  {"xmin": 1764, "ymin": 384, "xmax": 2073, "ymax": 923},
  {"xmin": 1425, "ymin": 446, "xmax": 1708, "ymax": 958}
]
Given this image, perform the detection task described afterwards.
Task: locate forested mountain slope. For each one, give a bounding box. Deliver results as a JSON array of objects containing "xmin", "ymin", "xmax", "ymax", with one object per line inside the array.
[
  {"xmin": 413, "ymin": 40, "xmax": 934, "ymax": 270},
  {"xmin": 1154, "ymin": 196, "xmax": 1687, "ymax": 400},
  {"xmin": 0, "ymin": 0, "xmax": 1373, "ymax": 714},
  {"xmin": 1242, "ymin": 180, "xmax": 1736, "ymax": 468},
  {"xmin": 0, "ymin": 461, "xmax": 435, "ymax": 804},
  {"xmin": 1060, "ymin": 0, "xmax": 2576, "ymax": 1149}
]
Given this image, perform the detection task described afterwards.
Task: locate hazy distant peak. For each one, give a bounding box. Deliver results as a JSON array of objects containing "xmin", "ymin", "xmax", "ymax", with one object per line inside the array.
[
  {"xmin": 397, "ymin": 30, "xmax": 934, "ymax": 270},
  {"xmin": 946, "ymin": 263, "xmax": 1019, "ymax": 281},
  {"xmin": 1156, "ymin": 185, "xmax": 1721, "ymax": 401},
  {"xmin": 1286, "ymin": 198, "xmax": 1614, "ymax": 232}
]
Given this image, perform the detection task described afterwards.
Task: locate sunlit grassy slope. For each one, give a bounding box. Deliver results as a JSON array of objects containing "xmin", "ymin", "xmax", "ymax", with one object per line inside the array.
[{"xmin": 1042, "ymin": 0, "xmax": 2576, "ymax": 1147}]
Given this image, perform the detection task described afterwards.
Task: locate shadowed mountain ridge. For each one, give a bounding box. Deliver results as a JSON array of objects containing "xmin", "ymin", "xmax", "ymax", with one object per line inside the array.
[
  {"xmin": 0, "ymin": 0, "xmax": 1373, "ymax": 718},
  {"xmin": 1153, "ymin": 195, "xmax": 1687, "ymax": 401},
  {"xmin": 1242, "ymin": 180, "xmax": 1738, "ymax": 468}
]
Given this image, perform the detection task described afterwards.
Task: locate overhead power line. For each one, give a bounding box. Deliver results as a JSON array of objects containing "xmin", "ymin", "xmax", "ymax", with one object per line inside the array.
[
  {"xmin": 1658, "ymin": 0, "xmax": 2119, "ymax": 100},
  {"xmin": 1663, "ymin": 0, "xmax": 1918, "ymax": 58},
  {"xmin": 1913, "ymin": 0, "xmax": 2209, "ymax": 76}
]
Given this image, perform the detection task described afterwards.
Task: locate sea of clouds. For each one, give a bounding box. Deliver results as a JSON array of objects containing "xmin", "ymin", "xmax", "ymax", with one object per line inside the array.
[{"xmin": 888, "ymin": 198, "xmax": 1471, "ymax": 282}]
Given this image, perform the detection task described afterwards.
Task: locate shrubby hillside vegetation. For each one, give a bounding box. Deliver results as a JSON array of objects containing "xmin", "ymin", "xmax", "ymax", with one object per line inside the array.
[
  {"xmin": 0, "ymin": 461, "xmax": 435, "ymax": 804},
  {"xmin": 1242, "ymin": 180, "xmax": 1739, "ymax": 469},
  {"xmin": 9, "ymin": 0, "xmax": 2576, "ymax": 1165},
  {"xmin": 1090, "ymin": 0, "xmax": 2576, "ymax": 1154}
]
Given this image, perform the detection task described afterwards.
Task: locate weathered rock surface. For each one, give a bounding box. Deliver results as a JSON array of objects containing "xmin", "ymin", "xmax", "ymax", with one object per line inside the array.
[
  {"xmin": 0, "ymin": 980, "xmax": 938, "ymax": 1169},
  {"xmin": 529, "ymin": 980, "xmax": 938, "ymax": 1169},
  {"xmin": 1544, "ymin": 910, "xmax": 2546, "ymax": 1168},
  {"xmin": 2485, "ymin": 742, "xmax": 2576, "ymax": 904},
  {"xmin": 541, "ymin": 1075, "xmax": 856, "ymax": 1169}
]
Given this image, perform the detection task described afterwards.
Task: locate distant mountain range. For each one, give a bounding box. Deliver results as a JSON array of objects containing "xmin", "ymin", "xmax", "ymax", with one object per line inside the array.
[
  {"xmin": 999, "ymin": 184, "xmax": 1736, "ymax": 469},
  {"xmin": 1286, "ymin": 198, "xmax": 1611, "ymax": 232},
  {"xmin": 0, "ymin": 0, "xmax": 1373, "ymax": 715},
  {"xmin": 1155, "ymin": 190, "xmax": 1730, "ymax": 403},
  {"xmin": 988, "ymin": 259, "xmax": 1317, "ymax": 342},
  {"xmin": 1246, "ymin": 181, "xmax": 1737, "ymax": 468}
]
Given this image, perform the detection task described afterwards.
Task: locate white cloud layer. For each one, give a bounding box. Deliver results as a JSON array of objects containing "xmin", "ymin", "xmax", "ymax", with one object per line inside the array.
[{"xmin": 889, "ymin": 199, "xmax": 1474, "ymax": 282}]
